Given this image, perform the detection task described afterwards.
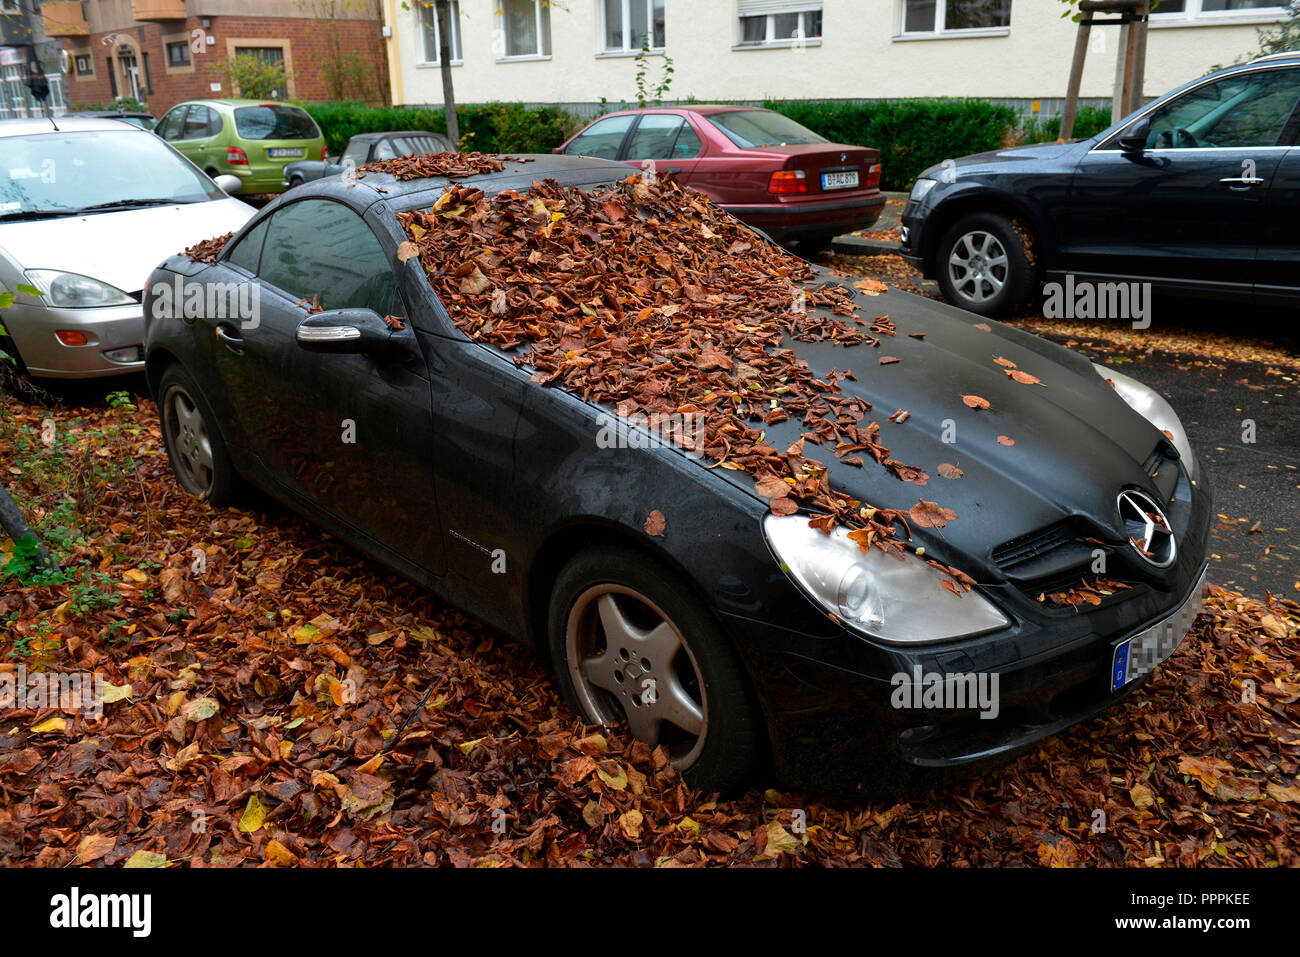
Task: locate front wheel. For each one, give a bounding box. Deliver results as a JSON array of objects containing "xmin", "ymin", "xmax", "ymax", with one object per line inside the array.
[
  {"xmin": 158, "ymin": 364, "xmax": 238, "ymax": 505},
  {"xmin": 548, "ymin": 546, "xmax": 761, "ymax": 793},
  {"xmin": 935, "ymin": 212, "xmax": 1037, "ymax": 317}
]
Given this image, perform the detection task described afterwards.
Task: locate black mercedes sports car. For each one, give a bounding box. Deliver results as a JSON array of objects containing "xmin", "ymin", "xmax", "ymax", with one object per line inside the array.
[{"xmin": 142, "ymin": 153, "xmax": 1210, "ymax": 794}]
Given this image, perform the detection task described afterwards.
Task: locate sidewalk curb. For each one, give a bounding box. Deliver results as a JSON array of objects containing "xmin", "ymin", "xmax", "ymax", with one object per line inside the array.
[{"xmin": 830, "ymin": 235, "xmax": 902, "ymax": 257}]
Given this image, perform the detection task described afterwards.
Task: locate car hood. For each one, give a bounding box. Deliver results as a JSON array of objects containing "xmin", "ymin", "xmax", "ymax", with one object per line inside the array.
[
  {"xmin": 920, "ymin": 139, "xmax": 1087, "ymax": 178},
  {"xmin": 0, "ymin": 197, "xmax": 254, "ymax": 295},
  {"xmin": 714, "ymin": 280, "xmax": 1178, "ymax": 581}
]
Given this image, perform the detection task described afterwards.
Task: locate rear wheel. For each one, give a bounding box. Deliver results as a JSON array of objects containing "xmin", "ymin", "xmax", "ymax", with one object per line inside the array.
[
  {"xmin": 158, "ymin": 364, "xmax": 237, "ymax": 505},
  {"xmin": 548, "ymin": 546, "xmax": 761, "ymax": 793},
  {"xmin": 936, "ymin": 212, "xmax": 1037, "ymax": 317}
]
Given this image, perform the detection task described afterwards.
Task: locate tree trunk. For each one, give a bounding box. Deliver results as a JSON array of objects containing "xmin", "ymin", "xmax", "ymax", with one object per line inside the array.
[
  {"xmin": 435, "ymin": 0, "xmax": 459, "ymax": 145},
  {"xmin": 0, "ymin": 484, "xmax": 59, "ymax": 575}
]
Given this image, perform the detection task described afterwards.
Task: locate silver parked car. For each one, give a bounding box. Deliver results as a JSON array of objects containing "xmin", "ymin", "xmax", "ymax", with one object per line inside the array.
[{"xmin": 0, "ymin": 117, "xmax": 255, "ymax": 378}]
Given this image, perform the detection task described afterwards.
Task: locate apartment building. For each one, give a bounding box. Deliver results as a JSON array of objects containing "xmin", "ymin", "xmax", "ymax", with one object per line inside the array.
[
  {"xmin": 382, "ymin": 0, "xmax": 1290, "ymax": 113},
  {"xmin": 42, "ymin": 0, "xmax": 388, "ymax": 115},
  {"xmin": 1, "ymin": 0, "xmax": 71, "ymax": 117}
]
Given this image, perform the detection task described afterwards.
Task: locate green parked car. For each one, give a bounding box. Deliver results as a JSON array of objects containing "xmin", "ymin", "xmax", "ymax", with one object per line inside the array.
[{"xmin": 155, "ymin": 99, "xmax": 326, "ymax": 195}]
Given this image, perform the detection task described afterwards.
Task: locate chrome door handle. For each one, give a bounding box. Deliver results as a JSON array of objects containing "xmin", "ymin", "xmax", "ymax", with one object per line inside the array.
[{"xmin": 1219, "ymin": 176, "xmax": 1264, "ymax": 185}]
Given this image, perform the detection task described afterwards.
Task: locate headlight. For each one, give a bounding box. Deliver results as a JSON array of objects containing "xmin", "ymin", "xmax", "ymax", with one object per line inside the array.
[
  {"xmin": 24, "ymin": 270, "xmax": 134, "ymax": 308},
  {"xmin": 1093, "ymin": 363, "xmax": 1198, "ymax": 483},
  {"xmin": 764, "ymin": 514, "xmax": 1009, "ymax": 644},
  {"xmin": 909, "ymin": 178, "xmax": 938, "ymax": 202}
]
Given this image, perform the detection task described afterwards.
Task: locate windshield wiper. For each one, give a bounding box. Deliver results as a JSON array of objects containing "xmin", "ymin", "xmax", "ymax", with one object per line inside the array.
[
  {"xmin": 0, "ymin": 208, "xmax": 80, "ymax": 221},
  {"xmin": 74, "ymin": 198, "xmax": 190, "ymax": 212}
]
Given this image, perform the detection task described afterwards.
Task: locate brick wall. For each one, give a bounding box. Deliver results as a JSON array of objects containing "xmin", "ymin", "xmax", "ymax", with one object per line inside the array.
[{"xmin": 60, "ymin": 14, "xmax": 388, "ymax": 116}]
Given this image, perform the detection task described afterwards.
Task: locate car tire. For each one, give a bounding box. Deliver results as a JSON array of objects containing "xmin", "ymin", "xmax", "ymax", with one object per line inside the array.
[
  {"xmin": 936, "ymin": 212, "xmax": 1037, "ymax": 317},
  {"xmin": 158, "ymin": 364, "xmax": 238, "ymax": 506},
  {"xmin": 547, "ymin": 545, "xmax": 761, "ymax": 794}
]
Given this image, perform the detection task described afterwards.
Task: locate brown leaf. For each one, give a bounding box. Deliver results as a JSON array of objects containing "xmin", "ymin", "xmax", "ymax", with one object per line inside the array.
[
  {"xmin": 909, "ymin": 499, "xmax": 958, "ymax": 528},
  {"xmin": 937, "ymin": 463, "xmax": 964, "ymax": 480},
  {"xmin": 996, "ymin": 435, "xmax": 1015, "ymax": 446},
  {"xmin": 961, "ymin": 395, "xmax": 990, "ymax": 410},
  {"xmin": 644, "ymin": 509, "xmax": 666, "ymax": 537}
]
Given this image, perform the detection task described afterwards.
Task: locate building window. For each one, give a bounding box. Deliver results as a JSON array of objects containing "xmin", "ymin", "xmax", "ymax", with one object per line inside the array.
[
  {"xmin": 901, "ymin": 0, "xmax": 1012, "ymax": 35},
  {"xmin": 499, "ymin": 0, "xmax": 551, "ymax": 59},
  {"xmin": 602, "ymin": 0, "xmax": 665, "ymax": 53},
  {"xmin": 1151, "ymin": 0, "xmax": 1286, "ymax": 20},
  {"xmin": 0, "ymin": 0, "xmax": 18, "ymax": 12},
  {"xmin": 167, "ymin": 41, "xmax": 190, "ymax": 67},
  {"xmin": 418, "ymin": 0, "xmax": 462, "ymax": 64},
  {"xmin": 106, "ymin": 56, "xmax": 117, "ymax": 97},
  {"xmin": 736, "ymin": 3, "xmax": 822, "ymax": 47},
  {"xmin": 234, "ymin": 46, "xmax": 288, "ymax": 97},
  {"xmin": 74, "ymin": 54, "xmax": 92, "ymax": 75}
]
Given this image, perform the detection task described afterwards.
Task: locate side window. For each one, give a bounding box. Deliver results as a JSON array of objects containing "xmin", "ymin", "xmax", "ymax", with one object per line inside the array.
[
  {"xmin": 373, "ymin": 139, "xmax": 397, "ymax": 160},
  {"xmin": 674, "ymin": 122, "xmax": 703, "ymax": 158},
  {"xmin": 225, "ymin": 217, "xmax": 270, "ymax": 274},
  {"xmin": 255, "ymin": 200, "xmax": 399, "ymax": 317},
  {"xmin": 625, "ymin": 115, "xmax": 693, "ymax": 161},
  {"xmin": 1142, "ymin": 69, "xmax": 1300, "ymax": 150},
  {"xmin": 156, "ymin": 106, "xmax": 187, "ymax": 140},
  {"xmin": 180, "ymin": 106, "xmax": 211, "ymax": 140},
  {"xmin": 342, "ymin": 139, "xmax": 370, "ymax": 166},
  {"xmin": 205, "ymin": 107, "xmax": 224, "ymax": 137},
  {"xmin": 563, "ymin": 115, "xmax": 635, "ymax": 159}
]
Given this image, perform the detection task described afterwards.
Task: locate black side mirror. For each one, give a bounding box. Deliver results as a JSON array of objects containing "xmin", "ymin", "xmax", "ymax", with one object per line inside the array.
[
  {"xmin": 296, "ymin": 308, "xmax": 410, "ymax": 360},
  {"xmin": 1118, "ymin": 117, "xmax": 1151, "ymax": 157}
]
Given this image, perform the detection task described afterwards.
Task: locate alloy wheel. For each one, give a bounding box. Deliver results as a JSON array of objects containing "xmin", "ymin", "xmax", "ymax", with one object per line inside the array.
[
  {"xmin": 565, "ymin": 584, "xmax": 708, "ymax": 768},
  {"xmin": 947, "ymin": 229, "xmax": 1009, "ymax": 304}
]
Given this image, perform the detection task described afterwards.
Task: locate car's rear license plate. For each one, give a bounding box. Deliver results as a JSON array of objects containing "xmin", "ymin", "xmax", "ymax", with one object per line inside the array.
[
  {"xmin": 1110, "ymin": 569, "xmax": 1206, "ymax": 692},
  {"xmin": 822, "ymin": 170, "xmax": 859, "ymax": 190},
  {"xmin": 269, "ymin": 148, "xmax": 304, "ymax": 158}
]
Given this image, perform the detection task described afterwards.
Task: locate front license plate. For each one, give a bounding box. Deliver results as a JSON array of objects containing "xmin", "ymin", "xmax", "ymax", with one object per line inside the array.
[
  {"xmin": 821, "ymin": 170, "xmax": 859, "ymax": 190},
  {"xmin": 1110, "ymin": 569, "xmax": 1207, "ymax": 692},
  {"xmin": 269, "ymin": 148, "xmax": 304, "ymax": 159}
]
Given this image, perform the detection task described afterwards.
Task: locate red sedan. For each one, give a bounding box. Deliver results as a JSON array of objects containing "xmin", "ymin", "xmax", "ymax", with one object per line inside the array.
[{"xmin": 554, "ymin": 106, "xmax": 883, "ymax": 255}]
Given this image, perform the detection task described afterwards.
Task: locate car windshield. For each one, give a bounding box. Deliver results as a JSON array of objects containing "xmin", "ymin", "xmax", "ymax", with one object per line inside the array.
[
  {"xmin": 706, "ymin": 110, "xmax": 827, "ymax": 148},
  {"xmin": 0, "ymin": 128, "xmax": 221, "ymax": 216},
  {"xmin": 234, "ymin": 105, "xmax": 319, "ymax": 141}
]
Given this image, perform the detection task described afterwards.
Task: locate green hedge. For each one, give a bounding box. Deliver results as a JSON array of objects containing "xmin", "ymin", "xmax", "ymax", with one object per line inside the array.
[
  {"xmin": 302, "ymin": 100, "xmax": 580, "ymax": 156},
  {"xmin": 304, "ymin": 98, "xmax": 1113, "ymax": 192}
]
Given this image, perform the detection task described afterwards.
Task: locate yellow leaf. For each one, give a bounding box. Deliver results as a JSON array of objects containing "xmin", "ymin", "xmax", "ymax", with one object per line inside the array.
[
  {"xmin": 123, "ymin": 568, "xmax": 148, "ymax": 583},
  {"xmin": 264, "ymin": 839, "xmax": 298, "ymax": 867},
  {"xmin": 102, "ymin": 683, "xmax": 132, "ymax": 704},
  {"xmin": 123, "ymin": 850, "xmax": 168, "ymax": 868},
  {"xmin": 32, "ymin": 716, "xmax": 66, "ymax": 733},
  {"xmin": 595, "ymin": 762, "xmax": 628, "ymax": 790},
  {"xmin": 182, "ymin": 697, "xmax": 219, "ymax": 722},
  {"xmin": 459, "ymin": 737, "xmax": 484, "ymax": 756},
  {"xmin": 1130, "ymin": 783, "xmax": 1156, "ymax": 810},
  {"xmin": 755, "ymin": 820, "xmax": 801, "ymax": 861},
  {"xmin": 238, "ymin": 794, "xmax": 267, "ymax": 833},
  {"xmin": 75, "ymin": 833, "xmax": 116, "ymax": 863}
]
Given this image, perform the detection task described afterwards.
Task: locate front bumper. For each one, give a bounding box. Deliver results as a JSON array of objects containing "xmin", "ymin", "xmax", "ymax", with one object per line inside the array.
[
  {"xmin": 725, "ymin": 464, "xmax": 1213, "ymax": 795},
  {"xmin": 3, "ymin": 299, "xmax": 145, "ymax": 378},
  {"xmin": 722, "ymin": 193, "xmax": 886, "ymax": 245}
]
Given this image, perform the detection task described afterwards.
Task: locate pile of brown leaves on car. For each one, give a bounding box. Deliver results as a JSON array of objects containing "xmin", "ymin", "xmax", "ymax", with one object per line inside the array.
[
  {"xmin": 357, "ymin": 151, "xmax": 532, "ymax": 181},
  {"xmin": 396, "ymin": 172, "xmax": 943, "ymax": 561},
  {"xmin": 0, "ymin": 393, "xmax": 1296, "ymax": 867},
  {"xmin": 182, "ymin": 232, "xmax": 234, "ymax": 265}
]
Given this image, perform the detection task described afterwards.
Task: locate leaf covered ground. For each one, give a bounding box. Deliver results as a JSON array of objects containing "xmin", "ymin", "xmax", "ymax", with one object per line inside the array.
[{"xmin": 1, "ymin": 391, "xmax": 1297, "ymax": 867}]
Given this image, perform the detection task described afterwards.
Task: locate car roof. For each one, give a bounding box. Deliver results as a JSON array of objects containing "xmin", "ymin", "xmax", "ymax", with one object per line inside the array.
[
  {"xmin": 596, "ymin": 104, "xmax": 761, "ymax": 119},
  {"xmin": 277, "ymin": 153, "xmax": 630, "ymax": 214},
  {"xmin": 66, "ymin": 110, "xmax": 154, "ymax": 119},
  {"xmin": 0, "ymin": 116, "xmax": 145, "ymax": 136},
  {"xmin": 351, "ymin": 129, "xmax": 451, "ymax": 142},
  {"xmin": 171, "ymin": 99, "xmax": 309, "ymax": 109}
]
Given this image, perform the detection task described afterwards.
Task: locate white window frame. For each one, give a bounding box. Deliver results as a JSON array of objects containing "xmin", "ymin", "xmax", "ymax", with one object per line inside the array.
[
  {"xmin": 896, "ymin": 0, "xmax": 1013, "ymax": 40},
  {"xmin": 497, "ymin": 0, "xmax": 552, "ymax": 61},
  {"xmin": 417, "ymin": 0, "xmax": 463, "ymax": 66},
  {"xmin": 1149, "ymin": 0, "xmax": 1287, "ymax": 28},
  {"xmin": 600, "ymin": 0, "xmax": 666, "ymax": 56},
  {"xmin": 734, "ymin": 9, "xmax": 823, "ymax": 50},
  {"xmin": 0, "ymin": 0, "xmax": 19, "ymax": 12}
]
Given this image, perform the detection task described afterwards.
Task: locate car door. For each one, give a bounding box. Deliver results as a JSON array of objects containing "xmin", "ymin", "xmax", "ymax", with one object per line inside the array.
[
  {"xmin": 221, "ymin": 198, "xmax": 446, "ymax": 575},
  {"xmin": 178, "ymin": 104, "xmax": 219, "ymax": 169},
  {"xmin": 155, "ymin": 105, "xmax": 189, "ymax": 151},
  {"xmin": 1255, "ymin": 141, "xmax": 1300, "ymax": 305},
  {"xmin": 1061, "ymin": 66, "xmax": 1300, "ymax": 295},
  {"xmin": 620, "ymin": 113, "xmax": 702, "ymax": 180}
]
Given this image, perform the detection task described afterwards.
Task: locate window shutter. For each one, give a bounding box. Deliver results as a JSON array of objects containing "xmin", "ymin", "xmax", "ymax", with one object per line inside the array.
[{"xmin": 737, "ymin": 0, "xmax": 822, "ymax": 16}]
